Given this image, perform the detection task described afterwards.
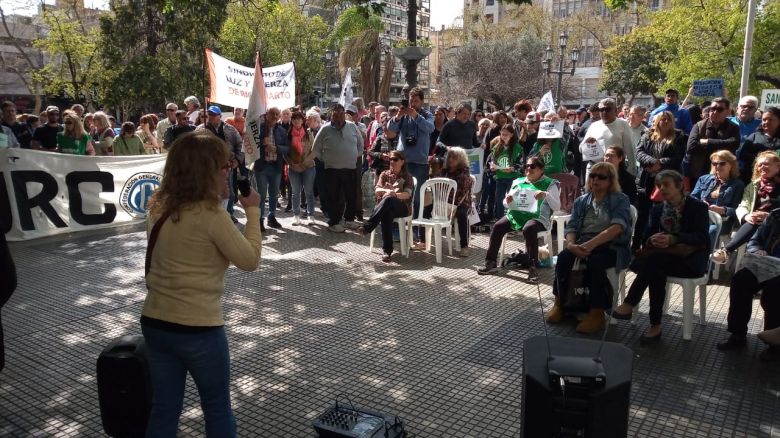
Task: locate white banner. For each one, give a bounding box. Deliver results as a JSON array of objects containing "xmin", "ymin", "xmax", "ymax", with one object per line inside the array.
[
  {"xmin": 243, "ymin": 52, "xmax": 267, "ymax": 168},
  {"xmin": 206, "ymin": 49, "xmax": 296, "ymax": 110},
  {"xmin": 1, "ymin": 148, "xmax": 166, "ymax": 241},
  {"xmin": 339, "ymin": 68, "xmax": 354, "ymax": 106},
  {"xmin": 537, "ymin": 91, "xmax": 555, "ymax": 114}
]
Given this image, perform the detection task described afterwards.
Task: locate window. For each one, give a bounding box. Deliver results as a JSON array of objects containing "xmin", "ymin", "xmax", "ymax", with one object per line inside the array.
[
  {"xmin": 486, "ymin": 0, "xmax": 495, "ymax": 4},
  {"xmin": 651, "ymin": 0, "xmax": 660, "ymax": 9}
]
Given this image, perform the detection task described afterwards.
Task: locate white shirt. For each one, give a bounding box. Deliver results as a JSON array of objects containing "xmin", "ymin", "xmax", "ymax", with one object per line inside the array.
[{"xmin": 582, "ymin": 118, "xmax": 637, "ymax": 176}]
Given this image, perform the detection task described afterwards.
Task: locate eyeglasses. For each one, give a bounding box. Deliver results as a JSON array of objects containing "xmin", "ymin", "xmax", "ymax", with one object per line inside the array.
[
  {"xmin": 604, "ymin": 153, "xmax": 618, "ymax": 159},
  {"xmin": 710, "ymin": 106, "xmax": 726, "ymax": 113},
  {"xmin": 739, "ymin": 104, "xmax": 756, "ymax": 109},
  {"xmin": 166, "ymin": 109, "xmax": 176, "ymax": 112},
  {"xmin": 64, "ymin": 121, "xmax": 73, "ymax": 125},
  {"xmin": 524, "ymin": 163, "xmax": 540, "ymax": 170},
  {"xmin": 389, "ymin": 157, "xmax": 402, "ymax": 162},
  {"xmin": 589, "ymin": 173, "xmax": 610, "ymax": 181},
  {"xmin": 711, "ymin": 161, "xmax": 728, "ymax": 167}
]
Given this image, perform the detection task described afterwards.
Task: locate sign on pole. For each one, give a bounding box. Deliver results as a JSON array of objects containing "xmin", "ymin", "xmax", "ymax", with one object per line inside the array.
[
  {"xmin": 339, "ymin": 68, "xmax": 354, "ymax": 106},
  {"xmin": 205, "ymin": 49, "xmax": 295, "ymax": 110},
  {"xmin": 760, "ymin": 89, "xmax": 780, "ymax": 110},
  {"xmin": 692, "ymin": 79, "xmax": 724, "ymax": 97},
  {"xmin": 243, "ymin": 52, "xmax": 267, "ymax": 168}
]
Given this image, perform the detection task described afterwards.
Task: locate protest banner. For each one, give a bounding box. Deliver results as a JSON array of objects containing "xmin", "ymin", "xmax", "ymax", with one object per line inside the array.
[
  {"xmin": 205, "ymin": 49, "xmax": 295, "ymax": 110},
  {"xmin": 465, "ymin": 147, "xmax": 484, "ymax": 193},
  {"xmin": 243, "ymin": 52, "xmax": 268, "ymax": 168},
  {"xmin": 339, "ymin": 68, "xmax": 354, "ymax": 106},
  {"xmin": 760, "ymin": 89, "xmax": 780, "ymax": 110},
  {"xmin": 693, "ymin": 79, "xmax": 724, "ymax": 97},
  {"xmin": 1, "ymin": 149, "xmax": 166, "ymax": 241}
]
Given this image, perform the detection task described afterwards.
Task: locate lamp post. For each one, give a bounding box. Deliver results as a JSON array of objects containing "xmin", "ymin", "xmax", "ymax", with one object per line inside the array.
[
  {"xmin": 323, "ymin": 50, "xmax": 337, "ymax": 105},
  {"xmin": 543, "ymin": 32, "xmax": 580, "ymax": 107}
]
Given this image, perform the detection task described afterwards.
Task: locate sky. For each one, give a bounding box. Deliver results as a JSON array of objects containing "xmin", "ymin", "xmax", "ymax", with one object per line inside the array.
[{"xmin": 430, "ymin": 0, "xmax": 464, "ymax": 29}]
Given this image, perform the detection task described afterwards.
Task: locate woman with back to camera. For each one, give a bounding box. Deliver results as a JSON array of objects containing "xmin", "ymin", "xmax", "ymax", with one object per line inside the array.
[
  {"xmin": 440, "ymin": 147, "xmax": 474, "ymax": 258},
  {"xmin": 142, "ymin": 131, "xmax": 262, "ymax": 437}
]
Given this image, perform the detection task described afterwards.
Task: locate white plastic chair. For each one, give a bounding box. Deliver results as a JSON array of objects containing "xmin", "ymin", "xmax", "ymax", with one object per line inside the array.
[
  {"xmin": 663, "ymin": 210, "xmax": 722, "ymax": 340},
  {"xmin": 412, "ymin": 178, "xmax": 457, "ymax": 263},
  {"xmin": 369, "ymin": 177, "xmax": 417, "ymax": 257},
  {"xmin": 609, "ymin": 205, "xmax": 638, "ymax": 325},
  {"xmin": 712, "ymin": 230, "xmax": 745, "ymax": 280}
]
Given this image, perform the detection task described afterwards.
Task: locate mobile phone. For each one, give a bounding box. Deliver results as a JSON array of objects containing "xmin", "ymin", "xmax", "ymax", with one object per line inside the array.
[
  {"xmin": 401, "ymin": 98, "xmax": 409, "ymax": 107},
  {"xmin": 236, "ymin": 175, "xmax": 251, "ymax": 197}
]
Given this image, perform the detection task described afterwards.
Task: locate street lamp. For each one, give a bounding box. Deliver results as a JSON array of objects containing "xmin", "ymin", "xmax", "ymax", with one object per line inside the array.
[{"xmin": 543, "ymin": 32, "xmax": 579, "ymax": 107}]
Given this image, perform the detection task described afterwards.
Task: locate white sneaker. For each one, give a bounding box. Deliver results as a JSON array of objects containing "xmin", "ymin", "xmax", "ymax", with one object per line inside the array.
[
  {"xmin": 305, "ymin": 217, "xmax": 315, "ymax": 226},
  {"xmin": 328, "ymin": 224, "xmax": 346, "ymax": 233},
  {"xmin": 292, "ymin": 216, "xmax": 301, "ymax": 226},
  {"xmin": 344, "ymin": 221, "xmax": 361, "ymax": 230}
]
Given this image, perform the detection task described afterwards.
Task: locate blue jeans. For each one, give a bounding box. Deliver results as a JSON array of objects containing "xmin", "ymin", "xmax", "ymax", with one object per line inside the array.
[
  {"xmin": 141, "ymin": 324, "xmax": 236, "ymax": 438},
  {"xmin": 478, "ymin": 173, "xmax": 496, "ymax": 218},
  {"xmin": 407, "ymin": 162, "xmax": 429, "ymax": 240},
  {"xmin": 289, "ymin": 167, "xmax": 316, "ymax": 217},
  {"xmin": 226, "ymin": 169, "xmax": 236, "ymax": 216},
  {"xmin": 493, "ymin": 178, "xmax": 513, "ymax": 219},
  {"xmin": 254, "ymin": 166, "xmax": 282, "ymax": 220}
]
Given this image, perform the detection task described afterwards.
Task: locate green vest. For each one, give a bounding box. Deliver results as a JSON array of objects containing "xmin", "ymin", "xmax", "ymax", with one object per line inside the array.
[
  {"xmin": 506, "ymin": 175, "xmax": 554, "ymax": 230},
  {"xmin": 531, "ymin": 139, "xmax": 564, "ymax": 175}
]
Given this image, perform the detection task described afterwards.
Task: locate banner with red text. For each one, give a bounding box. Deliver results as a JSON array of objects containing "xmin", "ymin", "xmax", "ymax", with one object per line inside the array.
[
  {"xmin": 206, "ymin": 49, "xmax": 296, "ymax": 110},
  {"xmin": 1, "ymin": 148, "xmax": 166, "ymax": 241}
]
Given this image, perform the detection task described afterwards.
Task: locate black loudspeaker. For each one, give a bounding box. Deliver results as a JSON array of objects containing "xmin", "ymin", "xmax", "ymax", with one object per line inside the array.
[
  {"xmin": 522, "ymin": 336, "xmax": 633, "ymax": 438},
  {"xmin": 97, "ymin": 335, "xmax": 153, "ymax": 438}
]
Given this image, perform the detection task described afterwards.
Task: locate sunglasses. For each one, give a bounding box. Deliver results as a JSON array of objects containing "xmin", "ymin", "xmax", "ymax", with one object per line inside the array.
[
  {"xmin": 64, "ymin": 121, "xmax": 73, "ymax": 125},
  {"xmin": 710, "ymin": 106, "xmax": 726, "ymax": 113},
  {"xmin": 389, "ymin": 157, "xmax": 402, "ymax": 162},
  {"xmin": 711, "ymin": 161, "xmax": 728, "ymax": 167},
  {"xmin": 739, "ymin": 104, "xmax": 756, "ymax": 109},
  {"xmin": 524, "ymin": 163, "xmax": 541, "ymax": 170},
  {"xmin": 166, "ymin": 109, "xmax": 176, "ymax": 112},
  {"xmin": 589, "ymin": 173, "xmax": 610, "ymax": 181}
]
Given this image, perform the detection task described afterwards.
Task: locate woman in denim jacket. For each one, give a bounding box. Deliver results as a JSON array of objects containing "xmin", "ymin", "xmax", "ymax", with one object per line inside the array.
[
  {"xmin": 545, "ymin": 162, "xmax": 632, "ymax": 334},
  {"xmin": 690, "ymin": 150, "xmax": 745, "ymax": 244}
]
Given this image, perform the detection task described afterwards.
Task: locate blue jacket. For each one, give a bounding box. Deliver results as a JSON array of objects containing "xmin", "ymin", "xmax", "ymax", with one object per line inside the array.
[
  {"xmin": 253, "ymin": 122, "xmax": 290, "ymax": 171},
  {"xmin": 388, "ymin": 109, "xmax": 435, "ymax": 165},
  {"xmin": 565, "ymin": 191, "xmax": 633, "ymax": 270},
  {"xmin": 645, "ymin": 197, "xmax": 711, "ymax": 275},
  {"xmin": 727, "ymin": 116, "xmax": 761, "ymax": 145},
  {"xmin": 650, "ymin": 103, "xmax": 693, "ymax": 135},
  {"xmin": 690, "ymin": 174, "xmax": 745, "ymax": 230}
]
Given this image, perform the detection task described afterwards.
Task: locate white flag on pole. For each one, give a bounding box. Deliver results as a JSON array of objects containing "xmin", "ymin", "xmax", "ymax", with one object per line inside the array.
[
  {"xmin": 537, "ymin": 91, "xmax": 556, "ymax": 113},
  {"xmin": 243, "ymin": 52, "xmax": 267, "ymax": 169},
  {"xmin": 339, "ymin": 68, "xmax": 354, "ymax": 105}
]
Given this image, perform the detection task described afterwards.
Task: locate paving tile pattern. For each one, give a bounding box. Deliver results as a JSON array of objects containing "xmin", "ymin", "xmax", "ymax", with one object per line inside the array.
[{"xmin": 1, "ymin": 214, "xmax": 779, "ymax": 437}]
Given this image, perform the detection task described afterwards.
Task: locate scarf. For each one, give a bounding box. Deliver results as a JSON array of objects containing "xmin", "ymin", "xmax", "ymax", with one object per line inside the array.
[
  {"xmin": 756, "ymin": 175, "xmax": 780, "ymax": 211},
  {"xmin": 290, "ymin": 125, "xmax": 306, "ymax": 160},
  {"xmin": 660, "ymin": 196, "xmax": 686, "ymax": 234}
]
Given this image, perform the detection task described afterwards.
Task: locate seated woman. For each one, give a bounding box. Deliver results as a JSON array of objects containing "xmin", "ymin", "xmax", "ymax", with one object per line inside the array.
[
  {"xmin": 368, "ymin": 112, "xmax": 398, "ymax": 178},
  {"xmin": 613, "ymin": 170, "xmax": 710, "ymax": 344},
  {"xmin": 716, "ymin": 209, "xmax": 780, "ymax": 362},
  {"xmin": 736, "ymin": 106, "xmax": 780, "ymax": 185},
  {"xmin": 358, "ymin": 150, "xmax": 414, "ymax": 263},
  {"xmin": 712, "ymin": 151, "xmax": 780, "ymax": 264},
  {"xmin": 477, "ymin": 156, "xmax": 561, "ymax": 283},
  {"xmin": 546, "ymin": 162, "xmax": 631, "ymax": 333},
  {"xmin": 603, "ymin": 145, "xmax": 638, "ymax": 206},
  {"xmin": 440, "ymin": 147, "xmax": 473, "ymax": 257},
  {"xmin": 690, "ymin": 150, "xmax": 744, "ymax": 245}
]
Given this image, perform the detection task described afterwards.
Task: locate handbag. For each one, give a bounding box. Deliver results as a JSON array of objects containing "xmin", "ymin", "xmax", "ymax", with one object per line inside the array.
[
  {"xmin": 560, "ymin": 257, "xmax": 590, "ymax": 313},
  {"xmin": 467, "ymin": 205, "xmax": 481, "ymax": 226}
]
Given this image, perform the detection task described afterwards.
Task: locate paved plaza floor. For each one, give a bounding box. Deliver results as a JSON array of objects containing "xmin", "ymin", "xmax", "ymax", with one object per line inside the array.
[{"xmin": 1, "ymin": 211, "xmax": 779, "ymax": 437}]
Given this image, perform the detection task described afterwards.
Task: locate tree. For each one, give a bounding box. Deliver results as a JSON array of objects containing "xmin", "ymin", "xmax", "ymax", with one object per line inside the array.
[
  {"xmin": 600, "ymin": 32, "xmax": 667, "ymax": 103},
  {"xmin": 218, "ymin": 1, "xmax": 331, "ymax": 105},
  {"xmin": 98, "ymin": 0, "xmax": 230, "ymax": 116},
  {"xmin": 443, "ymin": 34, "xmax": 545, "ymax": 109},
  {"xmin": 32, "ymin": 7, "xmax": 99, "ymax": 107},
  {"xmin": 0, "ymin": 5, "xmax": 44, "ymax": 112}
]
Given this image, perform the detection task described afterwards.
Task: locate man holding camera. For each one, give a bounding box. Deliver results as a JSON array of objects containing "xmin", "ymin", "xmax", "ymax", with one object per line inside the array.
[{"xmin": 388, "ymin": 87, "xmax": 435, "ymax": 244}]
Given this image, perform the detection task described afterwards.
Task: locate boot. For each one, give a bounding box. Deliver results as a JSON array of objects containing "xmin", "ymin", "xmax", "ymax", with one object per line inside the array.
[
  {"xmin": 545, "ymin": 297, "xmax": 563, "ymax": 323},
  {"xmin": 576, "ymin": 308, "xmax": 605, "ymax": 334}
]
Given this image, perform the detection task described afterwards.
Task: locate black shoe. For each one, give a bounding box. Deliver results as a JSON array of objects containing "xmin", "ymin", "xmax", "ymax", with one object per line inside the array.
[
  {"xmin": 267, "ymin": 217, "xmax": 282, "ymax": 229},
  {"xmin": 477, "ymin": 260, "xmax": 499, "ymax": 275},
  {"xmin": 716, "ymin": 335, "xmax": 747, "ymax": 351},
  {"xmin": 639, "ymin": 332, "xmax": 662, "ymax": 345},
  {"xmin": 527, "ymin": 267, "xmax": 539, "ymax": 284},
  {"xmin": 260, "ymin": 221, "xmax": 266, "ymax": 233},
  {"xmin": 759, "ymin": 346, "xmax": 780, "ymax": 362},
  {"xmin": 231, "ymin": 215, "xmax": 239, "ymax": 224},
  {"xmin": 284, "ymin": 206, "xmax": 292, "ymax": 213}
]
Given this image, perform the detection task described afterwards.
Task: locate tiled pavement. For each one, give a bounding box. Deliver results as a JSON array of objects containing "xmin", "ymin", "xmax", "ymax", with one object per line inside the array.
[{"xmin": 1, "ymin": 212, "xmax": 779, "ymax": 437}]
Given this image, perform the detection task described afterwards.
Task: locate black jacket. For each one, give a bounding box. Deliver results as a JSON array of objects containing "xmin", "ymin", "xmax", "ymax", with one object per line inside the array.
[
  {"xmin": 686, "ymin": 119, "xmax": 740, "ymax": 183},
  {"xmin": 635, "ymin": 130, "xmax": 687, "ymax": 191},
  {"xmin": 1, "ymin": 233, "xmax": 16, "ymax": 308},
  {"xmin": 645, "ymin": 196, "xmax": 711, "ymax": 275},
  {"xmin": 747, "ymin": 208, "xmax": 780, "ymax": 254},
  {"xmin": 618, "ymin": 166, "xmax": 638, "ymax": 206},
  {"xmin": 736, "ymin": 131, "xmax": 780, "ymax": 185}
]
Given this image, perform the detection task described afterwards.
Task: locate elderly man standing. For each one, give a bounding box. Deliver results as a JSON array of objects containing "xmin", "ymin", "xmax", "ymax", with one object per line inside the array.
[
  {"xmin": 686, "ymin": 98, "xmax": 741, "ymax": 183},
  {"xmin": 252, "ymin": 107, "xmax": 289, "ymax": 231},
  {"xmin": 156, "ymin": 103, "xmax": 178, "ymax": 149},
  {"xmin": 728, "ymin": 95, "xmax": 761, "ymax": 145},
  {"xmin": 436, "ymin": 102, "xmax": 480, "ymax": 150},
  {"xmin": 312, "ymin": 104, "xmax": 363, "ymax": 233},
  {"xmin": 197, "ymin": 105, "xmax": 244, "ymax": 222},
  {"xmin": 581, "ymin": 98, "xmax": 638, "ymax": 176}
]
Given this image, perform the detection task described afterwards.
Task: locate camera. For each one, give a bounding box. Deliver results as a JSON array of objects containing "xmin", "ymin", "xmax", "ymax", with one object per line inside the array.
[
  {"xmin": 236, "ymin": 175, "xmax": 251, "ymax": 197},
  {"xmin": 401, "ymin": 98, "xmax": 409, "ymax": 107},
  {"xmin": 405, "ymin": 136, "xmax": 417, "ymax": 146}
]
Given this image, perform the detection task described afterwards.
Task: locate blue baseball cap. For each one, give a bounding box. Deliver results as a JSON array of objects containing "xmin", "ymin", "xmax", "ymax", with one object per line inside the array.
[{"xmin": 206, "ymin": 105, "xmax": 222, "ymax": 115}]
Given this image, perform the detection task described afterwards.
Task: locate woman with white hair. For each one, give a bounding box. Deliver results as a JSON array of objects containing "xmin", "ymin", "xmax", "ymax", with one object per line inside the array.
[
  {"xmin": 184, "ymin": 96, "xmax": 201, "ymax": 126},
  {"xmin": 91, "ymin": 111, "xmax": 115, "ymax": 155},
  {"xmin": 441, "ymin": 147, "xmax": 474, "ymax": 257}
]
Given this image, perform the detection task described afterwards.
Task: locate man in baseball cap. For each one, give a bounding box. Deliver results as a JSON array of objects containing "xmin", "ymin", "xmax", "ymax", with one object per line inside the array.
[{"xmin": 31, "ymin": 106, "xmax": 63, "ymax": 150}]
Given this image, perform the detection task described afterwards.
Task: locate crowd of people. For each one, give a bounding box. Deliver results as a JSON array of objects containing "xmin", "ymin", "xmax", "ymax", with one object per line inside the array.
[{"xmin": 3, "ymin": 85, "xmax": 780, "ymax": 434}]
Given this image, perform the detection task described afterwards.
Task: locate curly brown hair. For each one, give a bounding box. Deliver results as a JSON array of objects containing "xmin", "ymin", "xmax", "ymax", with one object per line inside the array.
[{"xmin": 147, "ymin": 131, "xmax": 230, "ymax": 222}]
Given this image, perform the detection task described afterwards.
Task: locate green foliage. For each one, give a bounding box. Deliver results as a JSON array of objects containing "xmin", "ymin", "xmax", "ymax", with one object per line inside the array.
[
  {"xmin": 600, "ymin": 33, "xmax": 667, "ymax": 98},
  {"xmin": 329, "ymin": 6, "xmax": 384, "ymax": 46},
  {"xmin": 218, "ymin": 1, "xmax": 331, "ymax": 103},
  {"xmin": 603, "ymin": 0, "xmax": 633, "ymax": 10},
  {"xmin": 98, "ymin": 0, "xmax": 229, "ymax": 114},
  {"xmin": 391, "ymin": 37, "xmax": 433, "ymax": 49},
  {"xmin": 32, "ymin": 9, "xmax": 99, "ymax": 104}
]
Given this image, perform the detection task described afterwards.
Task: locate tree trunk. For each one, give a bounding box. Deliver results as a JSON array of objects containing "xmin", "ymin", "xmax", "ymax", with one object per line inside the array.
[{"xmin": 756, "ymin": 74, "xmax": 780, "ymax": 89}]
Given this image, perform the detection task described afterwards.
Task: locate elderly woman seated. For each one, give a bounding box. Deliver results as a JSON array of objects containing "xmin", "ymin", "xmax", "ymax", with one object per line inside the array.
[
  {"xmin": 546, "ymin": 162, "xmax": 632, "ymax": 334},
  {"xmin": 716, "ymin": 208, "xmax": 780, "ymax": 362},
  {"xmin": 613, "ymin": 170, "xmax": 710, "ymax": 344},
  {"xmin": 690, "ymin": 150, "xmax": 745, "ymax": 245},
  {"xmin": 477, "ymin": 156, "xmax": 561, "ymax": 283},
  {"xmin": 439, "ymin": 147, "xmax": 473, "ymax": 257}
]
